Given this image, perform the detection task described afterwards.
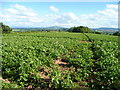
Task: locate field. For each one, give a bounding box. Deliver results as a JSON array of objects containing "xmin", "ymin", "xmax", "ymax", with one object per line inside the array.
[{"xmin": 1, "ymin": 32, "xmax": 120, "ymax": 89}]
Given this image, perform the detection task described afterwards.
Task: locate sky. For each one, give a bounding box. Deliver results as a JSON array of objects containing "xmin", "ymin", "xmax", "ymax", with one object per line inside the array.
[{"xmin": 0, "ymin": 2, "xmax": 118, "ymax": 28}]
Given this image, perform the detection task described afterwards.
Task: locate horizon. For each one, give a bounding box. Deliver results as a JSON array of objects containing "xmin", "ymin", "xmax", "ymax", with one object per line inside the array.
[
  {"xmin": 11, "ymin": 26, "xmax": 118, "ymax": 29},
  {"xmin": 0, "ymin": 2, "xmax": 118, "ymax": 28}
]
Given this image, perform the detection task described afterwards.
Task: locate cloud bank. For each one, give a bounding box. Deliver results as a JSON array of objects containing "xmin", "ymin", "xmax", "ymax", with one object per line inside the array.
[{"xmin": 0, "ymin": 4, "xmax": 118, "ymax": 28}]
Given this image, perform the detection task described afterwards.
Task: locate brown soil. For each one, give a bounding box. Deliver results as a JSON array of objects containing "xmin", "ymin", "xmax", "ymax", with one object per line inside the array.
[
  {"xmin": 54, "ymin": 58, "xmax": 68, "ymax": 65},
  {"xmin": 36, "ymin": 58, "xmax": 87, "ymax": 87},
  {"xmin": 58, "ymin": 65, "xmax": 74, "ymax": 72},
  {"xmin": 37, "ymin": 58, "xmax": 70, "ymax": 80},
  {"xmin": 75, "ymin": 81, "xmax": 89, "ymax": 87},
  {"xmin": 23, "ymin": 85, "xmax": 33, "ymax": 89},
  {"xmin": 53, "ymin": 58, "xmax": 74, "ymax": 71},
  {"xmin": 37, "ymin": 66, "xmax": 52, "ymax": 81},
  {"xmin": 37, "ymin": 72, "xmax": 50, "ymax": 80},
  {"xmin": 0, "ymin": 77, "xmax": 10, "ymax": 83},
  {"xmin": 79, "ymin": 41, "xmax": 92, "ymax": 44}
]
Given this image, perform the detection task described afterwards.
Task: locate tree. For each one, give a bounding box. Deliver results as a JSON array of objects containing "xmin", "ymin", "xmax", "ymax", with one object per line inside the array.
[
  {"xmin": 68, "ymin": 26, "xmax": 93, "ymax": 33},
  {"xmin": 0, "ymin": 22, "xmax": 12, "ymax": 33},
  {"xmin": 94, "ymin": 31, "xmax": 102, "ymax": 34},
  {"xmin": 113, "ymin": 31, "xmax": 120, "ymax": 36}
]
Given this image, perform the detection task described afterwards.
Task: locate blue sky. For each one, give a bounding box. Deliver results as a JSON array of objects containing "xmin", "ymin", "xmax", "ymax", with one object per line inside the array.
[
  {"xmin": 0, "ymin": 2, "xmax": 118, "ymax": 28},
  {"xmin": 2, "ymin": 0, "xmax": 119, "ymax": 2},
  {"xmin": 2, "ymin": 2, "xmax": 116, "ymax": 15}
]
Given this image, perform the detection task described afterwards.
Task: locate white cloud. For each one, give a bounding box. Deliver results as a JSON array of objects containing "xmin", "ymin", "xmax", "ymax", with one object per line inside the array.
[
  {"xmin": 6, "ymin": 8, "xmax": 19, "ymax": 14},
  {"xmin": 42, "ymin": 4, "xmax": 118, "ymax": 28},
  {"xmin": 13, "ymin": 4, "xmax": 32, "ymax": 11},
  {"xmin": 6, "ymin": 4, "xmax": 37, "ymax": 16},
  {"xmin": 56, "ymin": 12, "xmax": 77, "ymax": 23},
  {"xmin": 106, "ymin": 4, "xmax": 118, "ymax": 9},
  {"xmin": 1, "ymin": 4, "xmax": 43, "ymax": 27},
  {"xmin": 52, "ymin": 4, "xmax": 118, "ymax": 28},
  {"xmin": 0, "ymin": 4, "xmax": 118, "ymax": 28},
  {"xmin": 78, "ymin": 4, "xmax": 118, "ymax": 28},
  {"xmin": 49, "ymin": 6, "xmax": 59, "ymax": 12}
]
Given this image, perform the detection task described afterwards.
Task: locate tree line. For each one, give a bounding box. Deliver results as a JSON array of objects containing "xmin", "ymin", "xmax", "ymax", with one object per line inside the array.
[
  {"xmin": 0, "ymin": 22, "xmax": 12, "ymax": 33},
  {"xmin": 0, "ymin": 22, "xmax": 119, "ymax": 36}
]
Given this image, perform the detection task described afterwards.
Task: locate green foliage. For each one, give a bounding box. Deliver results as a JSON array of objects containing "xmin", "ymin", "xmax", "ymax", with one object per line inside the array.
[
  {"xmin": 2, "ymin": 32, "xmax": 119, "ymax": 89},
  {"xmin": 94, "ymin": 31, "xmax": 102, "ymax": 34},
  {"xmin": 68, "ymin": 26, "xmax": 93, "ymax": 33},
  {"xmin": 0, "ymin": 22, "xmax": 12, "ymax": 33},
  {"xmin": 89, "ymin": 41, "xmax": 120, "ymax": 89},
  {"xmin": 113, "ymin": 31, "xmax": 120, "ymax": 36},
  {"xmin": 1, "ymin": 81, "xmax": 21, "ymax": 88}
]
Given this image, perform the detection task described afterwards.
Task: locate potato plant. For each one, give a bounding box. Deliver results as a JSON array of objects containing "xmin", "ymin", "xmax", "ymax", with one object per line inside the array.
[{"xmin": 2, "ymin": 32, "xmax": 119, "ymax": 89}]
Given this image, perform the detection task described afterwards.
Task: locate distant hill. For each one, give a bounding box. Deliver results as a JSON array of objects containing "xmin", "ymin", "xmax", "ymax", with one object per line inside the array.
[
  {"xmin": 13, "ymin": 26, "xmax": 118, "ymax": 33},
  {"xmin": 42, "ymin": 26, "xmax": 68, "ymax": 31},
  {"xmin": 91, "ymin": 27, "xmax": 118, "ymax": 31},
  {"xmin": 91, "ymin": 27, "xmax": 118, "ymax": 34},
  {"xmin": 13, "ymin": 26, "xmax": 68, "ymax": 32}
]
